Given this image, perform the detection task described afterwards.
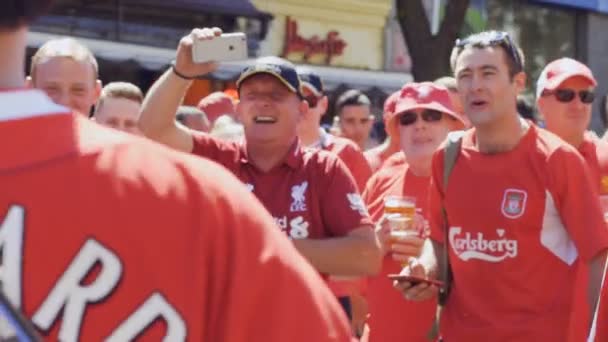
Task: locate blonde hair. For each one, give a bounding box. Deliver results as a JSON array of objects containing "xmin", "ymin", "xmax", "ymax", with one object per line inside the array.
[
  {"xmin": 94, "ymin": 82, "xmax": 143, "ymax": 116},
  {"xmin": 30, "ymin": 38, "xmax": 99, "ymax": 83}
]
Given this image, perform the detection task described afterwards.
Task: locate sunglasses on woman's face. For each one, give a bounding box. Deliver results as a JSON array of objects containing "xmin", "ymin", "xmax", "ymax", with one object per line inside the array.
[
  {"xmin": 399, "ymin": 110, "xmax": 444, "ymax": 126},
  {"xmin": 541, "ymin": 88, "xmax": 595, "ymax": 104}
]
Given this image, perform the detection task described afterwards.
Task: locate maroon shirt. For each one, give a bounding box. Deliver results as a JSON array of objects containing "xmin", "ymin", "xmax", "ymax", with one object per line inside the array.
[{"xmin": 192, "ymin": 134, "xmax": 373, "ymax": 240}]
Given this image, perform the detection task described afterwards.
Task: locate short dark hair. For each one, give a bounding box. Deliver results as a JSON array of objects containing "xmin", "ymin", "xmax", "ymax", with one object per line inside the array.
[
  {"xmin": 450, "ymin": 30, "xmax": 525, "ymax": 79},
  {"xmin": 335, "ymin": 89, "xmax": 371, "ymax": 115},
  {"xmin": 1, "ymin": 0, "xmax": 53, "ymax": 29}
]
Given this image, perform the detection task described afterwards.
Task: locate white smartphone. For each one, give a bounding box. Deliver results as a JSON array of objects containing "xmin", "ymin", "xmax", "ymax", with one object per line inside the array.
[{"xmin": 192, "ymin": 32, "xmax": 248, "ymax": 63}]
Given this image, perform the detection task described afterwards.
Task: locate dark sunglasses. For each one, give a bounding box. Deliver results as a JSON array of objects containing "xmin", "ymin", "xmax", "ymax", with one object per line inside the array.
[
  {"xmin": 399, "ymin": 110, "xmax": 443, "ymax": 126},
  {"xmin": 456, "ymin": 31, "xmax": 523, "ymax": 74},
  {"xmin": 304, "ymin": 95, "xmax": 320, "ymax": 108},
  {"xmin": 541, "ymin": 89, "xmax": 595, "ymax": 104}
]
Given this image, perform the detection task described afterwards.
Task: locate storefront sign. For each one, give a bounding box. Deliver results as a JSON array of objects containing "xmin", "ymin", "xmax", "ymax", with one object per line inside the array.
[{"xmin": 282, "ymin": 16, "xmax": 347, "ymax": 65}]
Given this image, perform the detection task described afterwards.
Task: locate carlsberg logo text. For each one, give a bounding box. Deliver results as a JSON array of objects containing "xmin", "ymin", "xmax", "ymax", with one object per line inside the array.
[{"xmin": 449, "ymin": 227, "xmax": 518, "ymax": 262}]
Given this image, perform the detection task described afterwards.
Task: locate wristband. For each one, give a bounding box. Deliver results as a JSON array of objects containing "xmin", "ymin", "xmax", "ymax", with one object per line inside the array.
[{"xmin": 170, "ymin": 61, "xmax": 195, "ymax": 80}]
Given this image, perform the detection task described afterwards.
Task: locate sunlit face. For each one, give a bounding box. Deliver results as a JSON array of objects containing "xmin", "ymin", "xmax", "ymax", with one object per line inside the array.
[
  {"xmin": 454, "ymin": 46, "xmax": 525, "ymax": 127},
  {"xmin": 397, "ymin": 109, "xmax": 459, "ymax": 161},
  {"xmin": 237, "ymin": 74, "xmax": 307, "ymax": 146},
  {"xmin": 32, "ymin": 56, "xmax": 100, "ymax": 116},
  {"xmin": 94, "ymin": 97, "xmax": 142, "ymax": 135},
  {"xmin": 339, "ymin": 105, "xmax": 373, "ymax": 149},
  {"xmin": 537, "ymin": 76, "xmax": 594, "ymax": 141}
]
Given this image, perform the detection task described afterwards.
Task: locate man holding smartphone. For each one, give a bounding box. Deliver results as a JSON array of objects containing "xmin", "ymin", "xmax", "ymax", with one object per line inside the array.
[
  {"xmin": 139, "ymin": 29, "xmax": 381, "ymax": 283},
  {"xmin": 0, "ymin": 4, "xmax": 354, "ymax": 341},
  {"xmin": 394, "ymin": 31, "xmax": 608, "ymax": 341}
]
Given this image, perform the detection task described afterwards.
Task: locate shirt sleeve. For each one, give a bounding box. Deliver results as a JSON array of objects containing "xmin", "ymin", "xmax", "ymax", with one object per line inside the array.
[
  {"xmin": 191, "ymin": 132, "xmax": 239, "ymax": 167},
  {"xmin": 548, "ymin": 147, "xmax": 608, "ymax": 262},
  {"xmin": 200, "ymin": 162, "xmax": 354, "ymax": 342},
  {"xmin": 319, "ymin": 153, "xmax": 374, "ymax": 237}
]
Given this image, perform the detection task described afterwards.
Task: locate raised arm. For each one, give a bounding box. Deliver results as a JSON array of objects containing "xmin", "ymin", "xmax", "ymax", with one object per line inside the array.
[{"xmin": 139, "ymin": 28, "xmax": 221, "ymax": 153}]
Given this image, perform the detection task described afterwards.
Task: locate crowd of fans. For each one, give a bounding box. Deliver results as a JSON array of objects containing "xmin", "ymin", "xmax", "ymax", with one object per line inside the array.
[{"xmin": 3, "ymin": 1, "xmax": 608, "ymax": 341}]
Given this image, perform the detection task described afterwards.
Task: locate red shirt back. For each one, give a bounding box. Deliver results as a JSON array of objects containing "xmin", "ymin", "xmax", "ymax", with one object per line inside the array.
[
  {"xmin": 363, "ymin": 164, "xmax": 437, "ymax": 341},
  {"xmin": 429, "ymin": 125, "xmax": 608, "ymax": 341},
  {"xmin": 0, "ymin": 90, "xmax": 353, "ymax": 341}
]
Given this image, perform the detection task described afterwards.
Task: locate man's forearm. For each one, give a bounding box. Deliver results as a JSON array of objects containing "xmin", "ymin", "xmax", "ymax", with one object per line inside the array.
[
  {"xmin": 588, "ymin": 249, "xmax": 608, "ymax": 323},
  {"xmin": 292, "ymin": 231, "xmax": 381, "ymax": 276},
  {"xmin": 139, "ymin": 68, "xmax": 191, "ymax": 138}
]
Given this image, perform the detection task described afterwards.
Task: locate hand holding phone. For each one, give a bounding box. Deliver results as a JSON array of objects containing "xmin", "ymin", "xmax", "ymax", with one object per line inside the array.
[
  {"xmin": 388, "ymin": 274, "xmax": 444, "ymax": 288},
  {"xmin": 192, "ymin": 32, "xmax": 248, "ymax": 63}
]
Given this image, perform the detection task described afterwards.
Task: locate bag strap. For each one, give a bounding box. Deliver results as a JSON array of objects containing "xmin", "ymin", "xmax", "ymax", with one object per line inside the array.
[
  {"xmin": 427, "ymin": 131, "xmax": 464, "ymax": 341},
  {"xmin": 438, "ymin": 130, "xmax": 464, "ymax": 305}
]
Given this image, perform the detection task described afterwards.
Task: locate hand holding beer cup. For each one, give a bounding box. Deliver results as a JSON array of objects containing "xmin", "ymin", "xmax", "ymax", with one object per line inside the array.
[
  {"xmin": 381, "ymin": 196, "xmax": 426, "ymax": 264},
  {"xmin": 389, "ymin": 214, "xmax": 425, "ymax": 265}
]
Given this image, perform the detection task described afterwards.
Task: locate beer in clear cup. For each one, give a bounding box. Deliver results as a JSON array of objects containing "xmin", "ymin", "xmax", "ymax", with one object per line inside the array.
[{"xmin": 384, "ymin": 195, "xmax": 416, "ymax": 221}]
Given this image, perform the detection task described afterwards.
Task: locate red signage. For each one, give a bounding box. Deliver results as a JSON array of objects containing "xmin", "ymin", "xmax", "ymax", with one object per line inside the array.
[{"xmin": 282, "ymin": 16, "xmax": 347, "ymax": 65}]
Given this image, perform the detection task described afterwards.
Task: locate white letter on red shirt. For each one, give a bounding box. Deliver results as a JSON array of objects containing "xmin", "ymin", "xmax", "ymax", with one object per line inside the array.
[
  {"xmin": 32, "ymin": 239, "xmax": 122, "ymax": 341},
  {"xmin": 107, "ymin": 293, "xmax": 186, "ymax": 341},
  {"xmin": 0, "ymin": 206, "xmax": 25, "ymax": 309}
]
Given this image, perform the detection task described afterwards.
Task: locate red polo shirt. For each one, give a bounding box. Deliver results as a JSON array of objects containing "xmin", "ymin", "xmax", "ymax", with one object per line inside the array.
[{"xmin": 192, "ymin": 134, "xmax": 373, "ymax": 242}]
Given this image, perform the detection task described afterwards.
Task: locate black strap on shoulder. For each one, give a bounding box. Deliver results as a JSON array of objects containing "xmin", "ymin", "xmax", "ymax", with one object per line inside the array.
[{"xmin": 438, "ymin": 130, "xmax": 464, "ymax": 305}]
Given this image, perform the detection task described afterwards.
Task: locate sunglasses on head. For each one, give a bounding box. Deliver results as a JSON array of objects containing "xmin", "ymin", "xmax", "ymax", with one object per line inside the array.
[
  {"xmin": 399, "ymin": 110, "xmax": 443, "ymax": 126},
  {"xmin": 541, "ymin": 88, "xmax": 595, "ymax": 104},
  {"xmin": 456, "ymin": 31, "xmax": 523, "ymax": 74}
]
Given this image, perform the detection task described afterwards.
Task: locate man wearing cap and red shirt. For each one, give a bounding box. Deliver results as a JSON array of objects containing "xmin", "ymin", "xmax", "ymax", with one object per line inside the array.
[
  {"xmin": 139, "ymin": 28, "xmax": 382, "ymax": 305},
  {"xmin": 296, "ymin": 67, "xmax": 372, "ymax": 192},
  {"xmin": 536, "ymin": 58, "xmax": 608, "ymax": 342},
  {"xmin": 362, "ymin": 82, "xmax": 465, "ymax": 341}
]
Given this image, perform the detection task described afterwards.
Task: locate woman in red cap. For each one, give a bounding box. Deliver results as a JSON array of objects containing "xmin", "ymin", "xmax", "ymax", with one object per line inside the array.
[{"xmin": 363, "ymin": 82, "xmax": 466, "ymax": 342}]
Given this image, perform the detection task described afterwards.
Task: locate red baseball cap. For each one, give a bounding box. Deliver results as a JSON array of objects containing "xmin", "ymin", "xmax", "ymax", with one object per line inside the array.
[
  {"xmin": 382, "ymin": 90, "xmax": 400, "ymax": 122},
  {"xmin": 390, "ymin": 82, "xmax": 465, "ymax": 126},
  {"xmin": 536, "ymin": 58, "xmax": 597, "ymax": 99}
]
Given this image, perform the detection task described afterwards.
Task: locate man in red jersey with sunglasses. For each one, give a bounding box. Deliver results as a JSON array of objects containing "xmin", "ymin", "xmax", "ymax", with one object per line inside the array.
[{"xmin": 536, "ymin": 58, "xmax": 608, "ymax": 342}]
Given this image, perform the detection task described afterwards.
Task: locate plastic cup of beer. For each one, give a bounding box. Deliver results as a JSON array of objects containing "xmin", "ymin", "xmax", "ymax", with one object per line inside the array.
[
  {"xmin": 384, "ymin": 195, "xmax": 416, "ymax": 220},
  {"xmin": 387, "ymin": 215, "xmax": 416, "ymax": 239}
]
